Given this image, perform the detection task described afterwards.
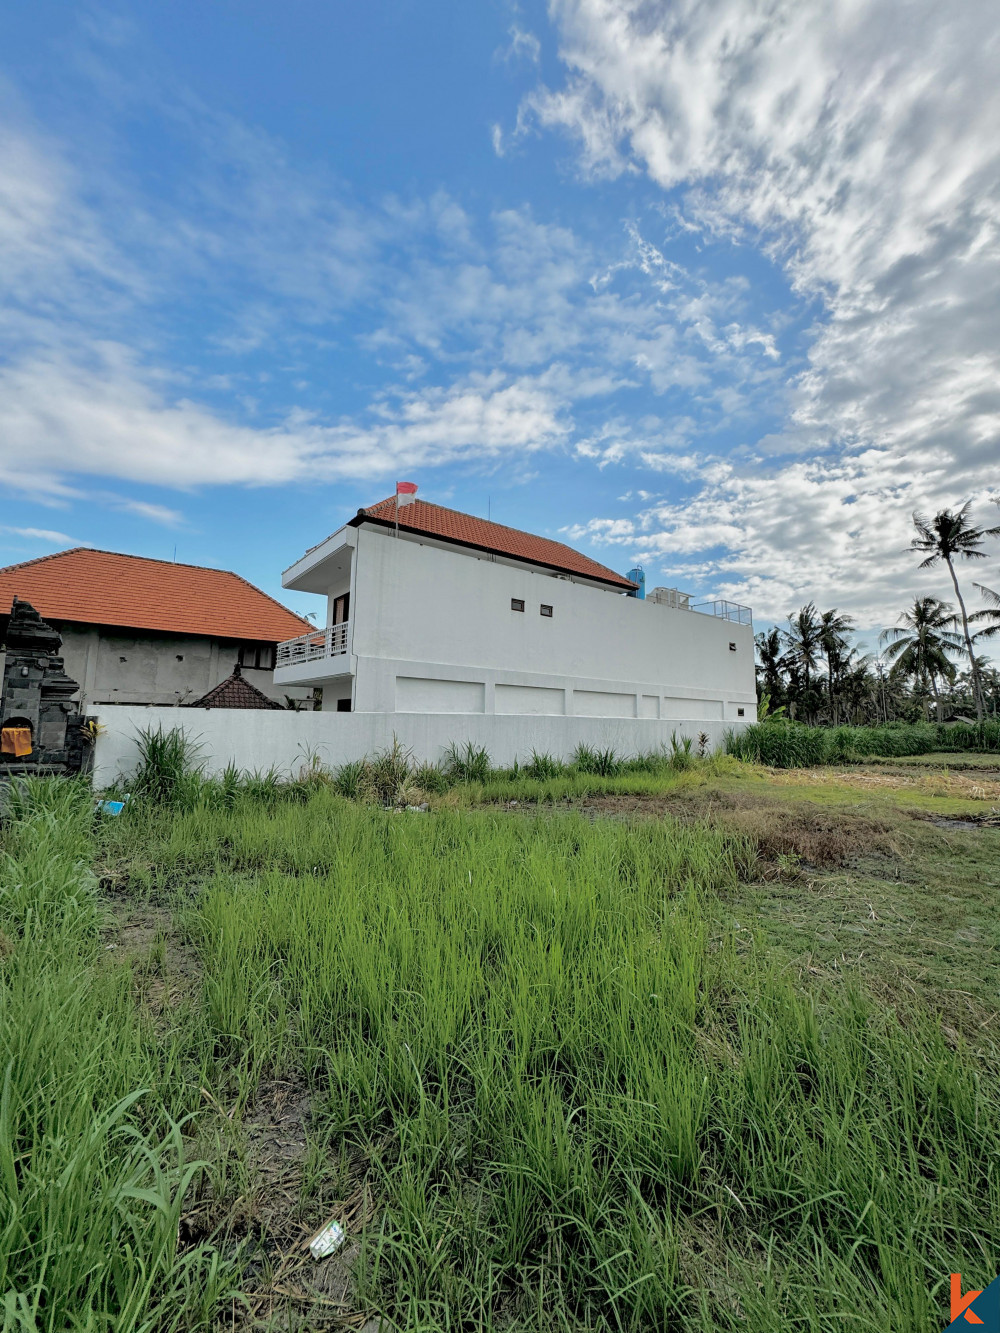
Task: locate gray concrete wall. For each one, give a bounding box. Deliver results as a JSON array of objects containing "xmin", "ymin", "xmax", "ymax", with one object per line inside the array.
[{"xmin": 20, "ymin": 624, "xmax": 314, "ymax": 708}]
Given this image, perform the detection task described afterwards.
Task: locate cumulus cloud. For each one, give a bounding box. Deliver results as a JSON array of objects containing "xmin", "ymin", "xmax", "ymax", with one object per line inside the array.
[{"xmin": 527, "ymin": 0, "xmax": 1000, "ymax": 620}]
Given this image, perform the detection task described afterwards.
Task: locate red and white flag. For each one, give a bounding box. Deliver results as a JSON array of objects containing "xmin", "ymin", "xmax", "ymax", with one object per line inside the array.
[{"xmin": 396, "ymin": 481, "xmax": 418, "ymax": 496}]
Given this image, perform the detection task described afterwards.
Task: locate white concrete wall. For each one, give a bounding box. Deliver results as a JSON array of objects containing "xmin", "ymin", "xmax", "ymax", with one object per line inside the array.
[
  {"xmin": 89, "ymin": 705, "xmax": 746, "ymax": 788},
  {"xmin": 345, "ymin": 525, "xmax": 755, "ymax": 718}
]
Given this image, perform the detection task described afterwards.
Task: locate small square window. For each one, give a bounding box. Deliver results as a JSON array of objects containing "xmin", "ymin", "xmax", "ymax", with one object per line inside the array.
[
  {"xmin": 511, "ymin": 598, "xmax": 525, "ymax": 612},
  {"xmin": 737, "ymin": 707, "xmax": 745, "ymax": 717},
  {"xmin": 729, "ymin": 642, "xmax": 737, "ymax": 652},
  {"xmin": 540, "ymin": 604, "xmax": 553, "ymax": 618}
]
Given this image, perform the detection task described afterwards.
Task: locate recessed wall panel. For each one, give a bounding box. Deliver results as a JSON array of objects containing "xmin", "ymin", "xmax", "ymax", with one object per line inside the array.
[
  {"xmin": 574, "ymin": 689, "xmax": 636, "ymax": 718},
  {"xmin": 395, "ymin": 676, "xmax": 485, "ymax": 714},
  {"xmin": 495, "ymin": 684, "xmax": 565, "ymax": 716}
]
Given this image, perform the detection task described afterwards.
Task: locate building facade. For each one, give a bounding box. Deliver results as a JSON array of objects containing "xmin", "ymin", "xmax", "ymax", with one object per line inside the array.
[
  {"xmin": 0, "ymin": 548, "xmax": 313, "ymax": 708},
  {"xmin": 273, "ymin": 496, "xmax": 756, "ymax": 727}
]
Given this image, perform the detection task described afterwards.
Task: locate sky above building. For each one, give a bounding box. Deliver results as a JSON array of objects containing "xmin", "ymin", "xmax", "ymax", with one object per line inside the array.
[{"xmin": 0, "ymin": 0, "xmax": 997, "ymax": 634}]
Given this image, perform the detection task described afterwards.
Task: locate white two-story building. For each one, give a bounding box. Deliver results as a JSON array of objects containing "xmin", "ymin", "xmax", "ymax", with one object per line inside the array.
[{"xmin": 273, "ymin": 493, "xmax": 756, "ymax": 729}]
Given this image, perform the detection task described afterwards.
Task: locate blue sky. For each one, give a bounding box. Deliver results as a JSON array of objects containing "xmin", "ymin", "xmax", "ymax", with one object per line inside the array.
[{"xmin": 1, "ymin": 0, "xmax": 997, "ymax": 635}]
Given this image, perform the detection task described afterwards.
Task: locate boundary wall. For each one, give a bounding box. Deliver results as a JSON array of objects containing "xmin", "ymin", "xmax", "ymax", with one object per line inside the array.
[{"xmin": 89, "ymin": 706, "xmax": 751, "ymax": 787}]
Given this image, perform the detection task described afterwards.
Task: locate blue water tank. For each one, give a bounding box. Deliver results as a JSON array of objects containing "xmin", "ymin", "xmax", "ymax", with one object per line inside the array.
[{"xmin": 626, "ymin": 566, "xmax": 645, "ymax": 599}]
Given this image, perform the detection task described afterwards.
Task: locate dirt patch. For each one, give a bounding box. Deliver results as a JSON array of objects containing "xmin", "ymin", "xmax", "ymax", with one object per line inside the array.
[
  {"xmin": 576, "ymin": 788, "xmax": 901, "ymax": 869},
  {"xmin": 102, "ymin": 906, "xmax": 203, "ymax": 1013},
  {"xmin": 188, "ymin": 1077, "xmax": 379, "ymax": 1330},
  {"xmin": 925, "ymin": 811, "xmax": 1000, "ymax": 830},
  {"xmin": 772, "ymin": 766, "xmax": 1000, "ymax": 802}
]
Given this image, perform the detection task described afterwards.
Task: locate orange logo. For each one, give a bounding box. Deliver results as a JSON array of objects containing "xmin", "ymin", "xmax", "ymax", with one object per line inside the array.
[{"xmin": 954, "ymin": 1274, "xmax": 985, "ymax": 1325}]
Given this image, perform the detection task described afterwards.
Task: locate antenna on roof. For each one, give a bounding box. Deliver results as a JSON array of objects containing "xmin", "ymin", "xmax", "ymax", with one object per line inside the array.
[
  {"xmin": 172, "ymin": 545, "xmax": 177, "ymax": 563},
  {"xmin": 488, "ymin": 495, "xmax": 491, "ymax": 522}
]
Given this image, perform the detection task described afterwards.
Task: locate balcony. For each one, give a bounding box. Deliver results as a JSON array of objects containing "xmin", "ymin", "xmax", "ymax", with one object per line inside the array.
[{"xmin": 276, "ymin": 621, "xmax": 350, "ymax": 669}]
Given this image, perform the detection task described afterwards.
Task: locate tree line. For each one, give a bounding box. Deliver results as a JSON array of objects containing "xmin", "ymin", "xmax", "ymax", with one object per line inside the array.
[{"xmin": 756, "ymin": 500, "xmax": 1000, "ymax": 724}]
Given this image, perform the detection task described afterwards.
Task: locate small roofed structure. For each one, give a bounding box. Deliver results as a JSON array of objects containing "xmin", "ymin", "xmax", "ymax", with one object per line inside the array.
[{"xmin": 187, "ymin": 663, "xmax": 285, "ymax": 710}]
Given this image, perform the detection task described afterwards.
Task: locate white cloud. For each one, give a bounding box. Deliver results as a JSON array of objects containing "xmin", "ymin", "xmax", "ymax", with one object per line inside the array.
[
  {"xmin": 0, "ymin": 347, "xmax": 567, "ymax": 491},
  {"xmin": 525, "ymin": 0, "xmax": 1000, "ymax": 620},
  {"xmin": 497, "ymin": 25, "xmax": 541, "ymax": 66},
  {"xmin": 0, "ymin": 526, "xmax": 84, "ymax": 546}
]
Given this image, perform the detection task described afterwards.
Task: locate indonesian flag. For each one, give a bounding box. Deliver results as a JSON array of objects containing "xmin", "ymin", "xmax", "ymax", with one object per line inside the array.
[{"xmin": 396, "ymin": 481, "xmax": 418, "ymax": 495}]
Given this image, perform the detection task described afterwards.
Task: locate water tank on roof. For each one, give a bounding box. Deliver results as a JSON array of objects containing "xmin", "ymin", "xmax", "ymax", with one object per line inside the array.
[{"xmin": 626, "ymin": 566, "xmax": 645, "ymax": 599}]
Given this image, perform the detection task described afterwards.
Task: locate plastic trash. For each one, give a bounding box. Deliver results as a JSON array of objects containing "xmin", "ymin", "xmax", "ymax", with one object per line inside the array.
[
  {"xmin": 95, "ymin": 797, "xmax": 129, "ymax": 816},
  {"xmin": 308, "ymin": 1219, "xmax": 347, "ymax": 1260}
]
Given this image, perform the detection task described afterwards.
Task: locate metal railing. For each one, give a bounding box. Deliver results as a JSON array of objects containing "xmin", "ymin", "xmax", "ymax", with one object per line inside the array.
[
  {"xmin": 649, "ymin": 588, "xmax": 752, "ymax": 625},
  {"xmin": 693, "ymin": 600, "xmax": 753, "ymax": 626},
  {"xmin": 276, "ymin": 621, "xmax": 350, "ymax": 668}
]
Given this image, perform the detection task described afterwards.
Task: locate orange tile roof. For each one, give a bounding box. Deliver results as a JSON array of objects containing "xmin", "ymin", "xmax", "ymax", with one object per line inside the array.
[
  {"xmin": 357, "ymin": 498, "xmax": 636, "ymax": 590},
  {"xmin": 0, "ymin": 548, "xmax": 311, "ymax": 643}
]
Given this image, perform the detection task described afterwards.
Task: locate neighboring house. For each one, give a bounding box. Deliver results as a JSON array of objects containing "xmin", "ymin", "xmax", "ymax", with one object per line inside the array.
[
  {"xmin": 273, "ymin": 493, "xmax": 757, "ymax": 724},
  {"xmin": 0, "ymin": 548, "xmax": 314, "ymax": 708},
  {"xmin": 187, "ymin": 663, "xmax": 286, "ymax": 710}
]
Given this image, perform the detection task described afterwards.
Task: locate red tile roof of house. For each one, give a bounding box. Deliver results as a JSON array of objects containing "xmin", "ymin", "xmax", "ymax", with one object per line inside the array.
[
  {"xmin": 187, "ymin": 665, "xmax": 286, "ymax": 709},
  {"xmin": 356, "ymin": 498, "xmax": 636, "ymax": 591},
  {"xmin": 0, "ymin": 548, "xmax": 311, "ymax": 643}
]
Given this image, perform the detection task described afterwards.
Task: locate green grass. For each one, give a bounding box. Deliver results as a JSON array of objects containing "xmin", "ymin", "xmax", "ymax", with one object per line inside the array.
[
  {"xmin": 5, "ymin": 773, "xmax": 999, "ymax": 1330},
  {"xmin": 727, "ymin": 720, "xmax": 1000, "ymax": 767},
  {"xmin": 0, "ymin": 778, "xmax": 237, "ymax": 1332}
]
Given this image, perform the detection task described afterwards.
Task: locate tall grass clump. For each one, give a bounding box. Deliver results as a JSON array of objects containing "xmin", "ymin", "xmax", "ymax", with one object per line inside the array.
[
  {"xmin": 192, "ymin": 798, "xmax": 1000, "ymax": 1330},
  {"xmin": 827, "ymin": 722, "xmax": 938, "ymax": 760},
  {"xmin": 938, "ymin": 718, "xmax": 1000, "ymax": 751},
  {"xmin": 727, "ymin": 718, "xmax": 1000, "ymax": 767},
  {"xmin": 726, "ymin": 719, "xmax": 831, "ymax": 767},
  {"xmin": 523, "ymin": 750, "xmax": 565, "ymax": 780},
  {"xmin": 443, "ymin": 739, "xmax": 492, "ymax": 783},
  {"xmin": 572, "ymin": 742, "xmax": 620, "ymax": 775},
  {"xmin": 0, "ymin": 778, "xmax": 236, "ymax": 1331},
  {"xmin": 127, "ymin": 725, "xmax": 203, "ymax": 806}
]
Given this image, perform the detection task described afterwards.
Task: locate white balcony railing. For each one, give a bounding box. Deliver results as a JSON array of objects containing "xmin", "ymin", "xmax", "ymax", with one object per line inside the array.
[{"xmin": 276, "ymin": 621, "xmax": 350, "ymax": 668}]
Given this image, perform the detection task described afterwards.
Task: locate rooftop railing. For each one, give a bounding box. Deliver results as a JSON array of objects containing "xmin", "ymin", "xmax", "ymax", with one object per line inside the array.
[{"xmin": 276, "ymin": 620, "xmax": 350, "ymax": 668}]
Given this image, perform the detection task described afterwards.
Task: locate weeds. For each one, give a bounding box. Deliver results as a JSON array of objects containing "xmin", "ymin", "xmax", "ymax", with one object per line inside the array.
[
  {"xmin": 725, "ymin": 719, "xmax": 1000, "ymax": 767},
  {"xmin": 572, "ymin": 742, "xmax": 620, "ymax": 776},
  {"xmin": 0, "ymin": 778, "xmax": 238, "ymax": 1331},
  {"xmin": 524, "ymin": 750, "xmax": 565, "ymax": 780},
  {"xmin": 443, "ymin": 740, "xmax": 492, "ymax": 783},
  {"xmin": 128, "ymin": 725, "xmax": 203, "ymax": 805}
]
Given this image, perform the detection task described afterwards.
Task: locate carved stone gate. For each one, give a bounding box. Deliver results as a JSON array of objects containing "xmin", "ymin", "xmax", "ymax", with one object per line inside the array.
[{"xmin": 0, "ymin": 598, "xmax": 92, "ymax": 778}]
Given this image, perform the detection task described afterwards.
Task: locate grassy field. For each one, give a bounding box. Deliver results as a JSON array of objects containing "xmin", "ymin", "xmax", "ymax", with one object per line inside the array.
[{"xmin": 3, "ymin": 754, "xmax": 999, "ymax": 1331}]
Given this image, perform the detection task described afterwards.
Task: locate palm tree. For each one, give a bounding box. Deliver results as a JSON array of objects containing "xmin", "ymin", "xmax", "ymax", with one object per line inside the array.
[
  {"xmin": 910, "ymin": 504, "xmax": 1000, "ymax": 720},
  {"xmin": 754, "ymin": 628, "xmax": 785, "ymax": 702},
  {"xmin": 971, "ymin": 581, "xmax": 1000, "ymax": 640},
  {"xmin": 880, "ymin": 597, "xmax": 963, "ymax": 721},
  {"xmin": 783, "ymin": 602, "xmax": 823, "ymax": 703},
  {"xmin": 819, "ymin": 608, "xmax": 855, "ymax": 723}
]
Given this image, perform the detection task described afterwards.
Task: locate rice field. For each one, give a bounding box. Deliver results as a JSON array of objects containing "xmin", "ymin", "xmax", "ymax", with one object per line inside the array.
[{"xmin": 2, "ymin": 766, "xmax": 998, "ymax": 1331}]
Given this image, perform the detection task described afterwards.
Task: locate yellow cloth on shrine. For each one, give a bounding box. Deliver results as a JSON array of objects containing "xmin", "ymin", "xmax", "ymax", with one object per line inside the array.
[{"xmin": 1, "ymin": 727, "xmax": 32, "ymax": 757}]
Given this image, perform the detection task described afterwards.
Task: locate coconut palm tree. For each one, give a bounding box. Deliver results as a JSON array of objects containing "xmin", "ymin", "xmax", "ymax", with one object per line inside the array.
[
  {"xmin": 819, "ymin": 608, "xmax": 855, "ymax": 723},
  {"xmin": 971, "ymin": 581, "xmax": 1000, "ymax": 639},
  {"xmin": 910, "ymin": 503, "xmax": 1000, "ymax": 720},
  {"xmin": 880, "ymin": 597, "xmax": 963, "ymax": 721},
  {"xmin": 783, "ymin": 604, "xmax": 823, "ymax": 721},
  {"xmin": 754, "ymin": 628, "xmax": 785, "ymax": 702}
]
